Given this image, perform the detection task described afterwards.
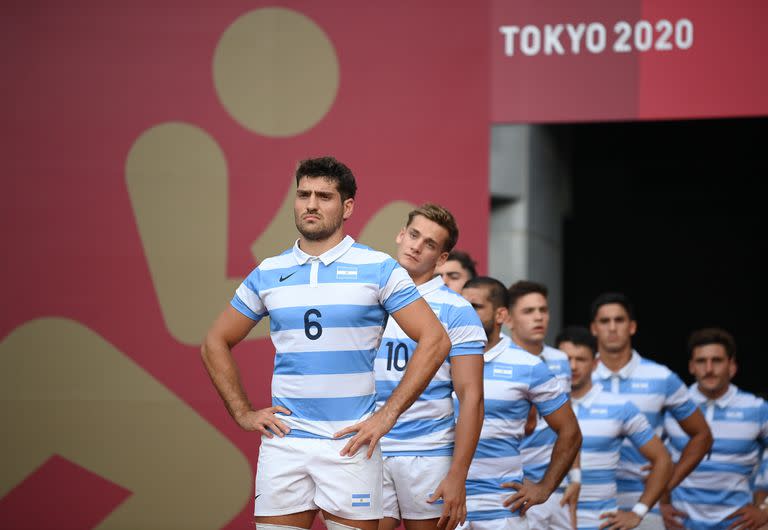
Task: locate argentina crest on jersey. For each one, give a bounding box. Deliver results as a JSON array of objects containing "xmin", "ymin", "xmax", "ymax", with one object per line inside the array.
[{"xmin": 336, "ymin": 265, "xmax": 358, "ymax": 280}]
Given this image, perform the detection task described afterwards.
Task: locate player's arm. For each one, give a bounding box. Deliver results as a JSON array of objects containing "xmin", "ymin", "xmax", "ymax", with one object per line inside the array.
[
  {"xmin": 504, "ymin": 403, "xmax": 582, "ymax": 514},
  {"xmin": 336, "ymin": 298, "xmax": 451, "ymax": 457},
  {"xmin": 201, "ymin": 306, "xmax": 291, "ymax": 437},
  {"xmin": 667, "ymin": 408, "xmax": 712, "ymax": 491},
  {"xmin": 430, "ymin": 353, "xmax": 484, "ymax": 529}
]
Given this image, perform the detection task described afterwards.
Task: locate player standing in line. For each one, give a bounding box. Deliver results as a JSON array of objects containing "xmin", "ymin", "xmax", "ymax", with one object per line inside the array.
[
  {"xmin": 201, "ymin": 157, "xmax": 452, "ymax": 530},
  {"xmin": 556, "ymin": 325, "xmax": 672, "ymax": 530},
  {"xmin": 507, "ymin": 280, "xmax": 581, "ymax": 529},
  {"xmin": 590, "ymin": 292, "xmax": 712, "ymax": 530},
  {"xmin": 660, "ymin": 328, "xmax": 768, "ymax": 530},
  {"xmin": 375, "ymin": 204, "xmax": 486, "ymax": 530},
  {"xmin": 459, "ymin": 276, "xmax": 581, "ymax": 529},
  {"xmin": 435, "ymin": 250, "xmax": 477, "ymax": 293}
]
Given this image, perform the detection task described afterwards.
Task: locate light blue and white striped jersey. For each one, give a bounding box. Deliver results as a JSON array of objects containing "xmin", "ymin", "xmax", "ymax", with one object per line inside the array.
[
  {"xmin": 572, "ymin": 383, "xmax": 655, "ymax": 530},
  {"xmin": 464, "ymin": 336, "xmax": 568, "ymax": 522},
  {"xmin": 231, "ymin": 236, "xmax": 421, "ymax": 439},
  {"xmin": 664, "ymin": 384, "xmax": 768, "ymax": 529},
  {"xmin": 375, "ymin": 276, "xmax": 485, "ymax": 456},
  {"xmin": 594, "ymin": 350, "xmax": 697, "ymax": 511},
  {"xmin": 520, "ymin": 344, "xmax": 572, "ymax": 483}
]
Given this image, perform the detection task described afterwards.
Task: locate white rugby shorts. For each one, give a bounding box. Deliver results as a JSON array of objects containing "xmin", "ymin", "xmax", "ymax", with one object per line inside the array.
[
  {"xmin": 382, "ymin": 455, "xmax": 451, "ymax": 521},
  {"xmin": 254, "ymin": 435, "xmax": 382, "ymax": 520}
]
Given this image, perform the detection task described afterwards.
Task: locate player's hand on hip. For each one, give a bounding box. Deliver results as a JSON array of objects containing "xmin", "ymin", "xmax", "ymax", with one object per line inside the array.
[
  {"xmin": 430, "ymin": 471, "xmax": 468, "ymax": 530},
  {"xmin": 725, "ymin": 504, "xmax": 768, "ymax": 530},
  {"xmin": 598, "ymin": 510, "xmax": 641, "ymax": 529},
  {"xmin": 501, "ymin": 478, "xmax": 549, "ymax": 516},
  {"xmin": 235, "ymin": 406, "xmax": 291, "ymax": 437},
  {"xmin": 334, "ymin": 409, "xmax": 395, "ymax": 458},
  {"xmin": 660, "ymin": 502, "xmax": 686, "ymax": 530},
  {"xmin": 560, "ymin": 481, "xmax": 581, "ymax": 529}
]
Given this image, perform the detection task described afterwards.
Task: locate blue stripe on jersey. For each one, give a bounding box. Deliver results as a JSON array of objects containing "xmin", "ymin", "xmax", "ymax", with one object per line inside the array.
[
  {"xmin": 582, "ymin": 468, "xmax": 617, "ymax": 485},
  {"xmin": 268, "ymin": 304, "xmax": 387, "ymax": 332},
  {"xmin": 380, "ymin": 417, "xmax": 454, "ymax": 440},
  {"xmin": 535, "ymin": 394, "xmax": 568, "ymax": 417},
  {"xmin": 522, "ymin": 426, "xmax": 557, "ymax": 448},
  {"xmin": 274, "ymin": 350, "xmax": 374, "ymax": 375},
  {"xmin": 451, "ymin": 340, "xmax": 486, "ymax": 356},
  {"xmin": 376, "ymin": 379, "xmax": 453, "ymax": 401},
  {"xmin": 272, "ymin": 395, "xmax": 375, "ymax": 421},
  {"xmin": 672, "ymin": 485, "xmax": 750, "ymax": 507},
  {"xmin": 484, "ymin": 399, "xmax": 531, "ymax": 420},
  {"xmin": 466, "ymin": 509, "xmax": 520, "ymax": 522},
  {"xmin": 466, "ymin": 476, "xmax": 522, "ymax": 495},
  {"xmin": 579, "ymin": 498, "xmax": 617, "ymax": 511},
  {"xmin": 474, "ymin": 437, "xmax": 521, "ymax": 459}
]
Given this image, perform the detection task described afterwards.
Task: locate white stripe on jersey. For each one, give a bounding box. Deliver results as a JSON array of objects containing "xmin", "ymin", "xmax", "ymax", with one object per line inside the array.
[
  {"xmin": 261, "ymin": 283, "xmax": 380, "ymax": 309},
  {"xmin": 273, "ymin": 372, "xmax": 376, "ymax": 399},
  {"xmin": 271, "ymin": 326, "xmax": 384, "ymax": 353}
]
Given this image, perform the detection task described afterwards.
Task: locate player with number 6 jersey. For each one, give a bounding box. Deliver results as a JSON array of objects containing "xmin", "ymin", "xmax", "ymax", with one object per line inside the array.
[{"xmin": 201, "ymin": 157, "xmax": 452, "ymax": 530}]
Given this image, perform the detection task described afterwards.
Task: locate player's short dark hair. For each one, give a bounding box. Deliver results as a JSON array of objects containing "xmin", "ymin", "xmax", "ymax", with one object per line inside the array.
[
  {"xmin": 687, "ymin": 327, "xmax": 737, "ymax": 360},
  {"xmin": 295, "ymin": 156, "xmax": 357, "ymax": 201},
  {"xmin": 406, "ymin": 203, "xmax": 459, "ymax": 253},
  {"xmin": 590, "ymin": 292, "xmax": 636, "ymax": 322},
  {"xmin": 464, "ymin": 276, "xmax": 509, "ymax": 310},
  {"xmin": 446, "ymin": 250, "xmax": 477, "ymax": 279},
  {"xmin": 555, "ymin": 326, "xmax": 597, "ymax": 356},
  {"xmin": 507, "ymin": 280, "xmax": 548, "ymax": 310}
]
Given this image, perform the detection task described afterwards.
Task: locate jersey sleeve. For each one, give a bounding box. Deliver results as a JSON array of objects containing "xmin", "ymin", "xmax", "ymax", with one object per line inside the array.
[
  {"xmin": 231, "ymin": 267, "xmax": 267, "ymax": 322},
  {"xmin": 378, "ymin": 258, "xmax": 421, "ymax": 314},
  {"xmin": 622, "ymin": 400, "xmax": 655, "ymax": 449},
  {"xmin": 528, "ymin": 360, "xmax": 568, "ymax": 418},
  {"xmin": 755, "ymin": 449, "xmax": 768, "ymax": 492},
  {"xmin": 664, "ymin": 369, "xmax": 698, "ymax": 421},
  {"xmin": 444, "ymin": 303, "xmax": 486, "ymax": 357}
]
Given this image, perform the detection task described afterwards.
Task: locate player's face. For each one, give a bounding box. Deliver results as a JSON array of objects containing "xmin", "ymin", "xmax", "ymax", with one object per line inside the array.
[
  {"xmin": 437, "ymin": 260, "xmax": 472, "ymax": 293},
  {"xmin": 590, "ymin": 303, "xmax": 636, "ymax": 354},
  {"xmin": 561, "ymin": 341, "xmax": 597, "ymax": 392},
  {"xmin": 507, "ymin": 292, "xmax": 549, "ymax": 345},
  {"xmin": 463, "ymin": 286, "xmax": 506, "ymax": 341},
  {"xmin": 689, "ymin": 343, "xmax": 736, "ymax": 398},
  {"xmin": 395, "ymin": 215, "xmax": 449, "ymax": 281},
  {"xmin": 294, "ymin": 176, "xmax": 353, "ymax": 241}
]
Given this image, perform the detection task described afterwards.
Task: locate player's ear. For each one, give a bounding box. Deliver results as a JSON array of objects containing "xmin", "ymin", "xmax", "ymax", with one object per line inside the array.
[{"xmin": 342, "ymin": 197, "xmax": 354, "ymax": 220}]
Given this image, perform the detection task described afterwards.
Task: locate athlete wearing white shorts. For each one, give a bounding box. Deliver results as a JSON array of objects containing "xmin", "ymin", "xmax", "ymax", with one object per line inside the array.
[
  {"xmin": 375, "ymin": 204, "xmax": 486, "ymax": 530},
  {"xmin": 201, "ymin": 157, "xmax": 452, "ymax": 530}
]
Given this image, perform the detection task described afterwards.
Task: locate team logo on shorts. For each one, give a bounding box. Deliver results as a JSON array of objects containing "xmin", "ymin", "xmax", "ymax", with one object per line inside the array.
[
  {"xmin": 336, "ymin": 266, "xmax": 358, "ymax": 280},
  {"xmin": 351, "ymin": 493, "xmax": 371, "ymax": 507}
]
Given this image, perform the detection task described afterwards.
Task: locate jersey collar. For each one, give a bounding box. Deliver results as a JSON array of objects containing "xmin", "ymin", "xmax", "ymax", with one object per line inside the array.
[
  {"xmin": 690, "ymin": 382, "xmax": 738, "ymax": 408},
  {"xmin": 417, "ymin": 275, "xmax": 445, "ymax": 296},
  {"xmin": 595, "ymin": 350, "xmax": 641, "ymax": 380},
  {"xmin": 292, "ymin": 235, "xmax": 355, "ymax": 266},
  {"xmin": 572, "ymin": 382, "xmax": 603, "ymax": 408},
  {"xmin": 484, "ymin": 334, "xmax": 511, "ymax": 363}
]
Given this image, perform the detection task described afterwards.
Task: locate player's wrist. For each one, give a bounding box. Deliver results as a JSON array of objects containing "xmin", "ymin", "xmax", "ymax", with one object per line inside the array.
[{"xmin": 631, "ymin": 502, "xmax": 649, "ymax": 519}]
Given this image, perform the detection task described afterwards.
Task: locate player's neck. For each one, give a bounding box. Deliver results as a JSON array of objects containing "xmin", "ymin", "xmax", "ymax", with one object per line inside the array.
[
  {"xmin": 512, "ymin": 333, "xmax": 543, "ymax": 356},
  {"xmin": 297, "ymin": 231, "xmax": 346, "ymax": 257},
  {"xmin": 571, "ymin": 381, "xmax": 592, "ymax": 400},
  {"xmin": 696, "ymin": 382, "xmax": 730, "ymax": 401},
  {"xmin": 409, "ymin": 268, "xmax": 436, "ymax": 286},
  {"xmin": 485, "ymin": 329, "xmax": 503, "ymax": 352},
  {"xmin": 598, "ymin": 347, "xmax": 633, "ymax": 372}
]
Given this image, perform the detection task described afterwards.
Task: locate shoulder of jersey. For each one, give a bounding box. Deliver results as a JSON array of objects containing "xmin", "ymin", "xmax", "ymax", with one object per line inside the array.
[
  {"xmin": 635, "ymin": 354, "xmax": 675, "ymax": 377},
  {"xmin": 256, "ymin": 248, "xmax": 295, "ymax": 271},
  {"xmin": 429, "ymin": 284, "xmax": 474, "ymax": 307},
  {"xmin": 345, "ymin": 242, "xmax": 394, "ymax": 264},
  {"xmin": 500, "ymin": 343, "xmax": 543, "ymax": 365},
  {"xmin": 541, "ymin": 344, "xmax": 569, "ymax": 361},
  {"xmin": 733, "ymin": 388, "xmax": 768, "ymax": 408}
]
